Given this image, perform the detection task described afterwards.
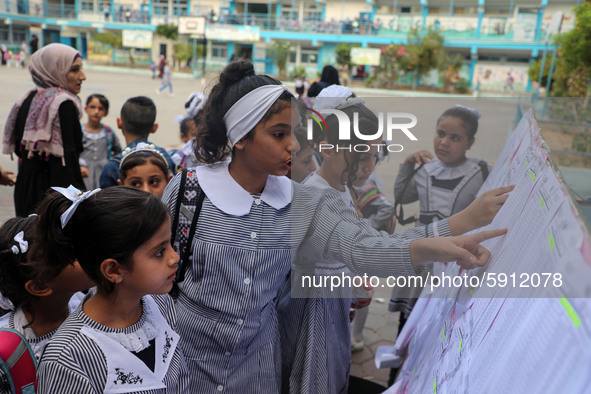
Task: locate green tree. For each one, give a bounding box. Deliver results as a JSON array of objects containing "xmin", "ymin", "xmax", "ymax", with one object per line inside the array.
[
  {"xmin": 93, "ymin": 32, "xmax": 122, "ymax": 49},
  {"xmin": 528, "ymin": 58, "xmax": 551, "ymax": 88},
  {"xmin": 173, "ymin": 42, "xmax": 203, "ymax": 70},
  {"xmin": 268, "ymin": 41, "xmax": 291, "ymax": 77},
  {"xmin": 550, "ymin": 3, "xmax": 591, "ymax": 97},
  {"xmin": 335, "ymin": 44, "xmax": 351, "ymax": 69},
  {"xmin": 155, "ymin": 24, "xmax": 178, "ymax": 40},
  {"xmin": 406, "ymin": 28, "xmax": 445, "ymax": 89}
]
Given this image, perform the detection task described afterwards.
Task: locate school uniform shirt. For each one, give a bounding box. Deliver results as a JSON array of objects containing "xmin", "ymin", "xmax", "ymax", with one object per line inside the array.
[
  {"xmin": 389, "ymin": 157, "xmax": 489, "ymax": 317},
  {"xmin": 394, "ymin": 157, "xmax": 490, "ymax": 227},
  {"xmin": 162, "ymin": 161, "xmax": 452, "ymax": 393},
  {"xmin": 80, "ymin": 124, "xmax": 122, "ymax": 190},
  {"xmin": 0, "ymin": 293, "xmax": 84, "ymax": 393},
  {"xmin": 36, "ymin": 294, "xmax": 189, "ymax": 394}
]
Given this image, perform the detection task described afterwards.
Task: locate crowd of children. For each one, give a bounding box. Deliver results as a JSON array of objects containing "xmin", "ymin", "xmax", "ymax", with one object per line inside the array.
[{"xmin": 0, "ymin": 58, "xmax": 514, "ymax": 393}]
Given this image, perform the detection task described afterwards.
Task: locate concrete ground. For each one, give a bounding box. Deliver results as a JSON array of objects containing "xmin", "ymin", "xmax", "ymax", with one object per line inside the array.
[{"xmin": 0, "ymin": 64, "xmax": 533, "ymax": 388}]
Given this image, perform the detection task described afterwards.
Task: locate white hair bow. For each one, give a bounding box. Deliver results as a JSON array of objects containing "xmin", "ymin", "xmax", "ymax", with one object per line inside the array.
[
  {"xmin": 51, "ymin": 185, "xmax": 101, "ymax": 229},
  {"xmin": 11, "ymin": 231, "xmax": 28, "ymax": 255},
  {"xmin": 0, "ymin": 292, "xmax": 14, "ymax": 310}
]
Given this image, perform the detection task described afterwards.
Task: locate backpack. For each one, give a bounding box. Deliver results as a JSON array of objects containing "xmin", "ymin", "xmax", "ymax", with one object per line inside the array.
[
  {"xmin": 103, "ymin": 125, "xmax": 114, "ymax": 160},
  {"xmin": 0, "ymin": 328, "xmax": 37, "ymax": 394},
  {"xmin": 169, "ymin": 168, "xmax": 205, "ymax": 298}
]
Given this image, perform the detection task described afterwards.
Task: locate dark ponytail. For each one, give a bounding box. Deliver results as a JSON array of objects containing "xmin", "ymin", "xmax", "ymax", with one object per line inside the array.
[
  {"xmin": 33, "ymin": 187, "xmax": 169, "ymax": 293},
  {"xmin": 0, "ymin": 216, "xmax": 38, "ymax": 310},
  {"xmin": 195, "ymin": 60, "xmax": 293, "ymax": 164}
]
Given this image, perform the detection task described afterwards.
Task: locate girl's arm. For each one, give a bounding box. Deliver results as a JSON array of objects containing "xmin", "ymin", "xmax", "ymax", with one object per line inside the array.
[
  {"xmin": 447, "ymin": 185, "xmax": 515, "ymax": 236},
  {"xmin": 394, "ymin": 163, "xmax": 419, "ymax": 204},
  {"xmin": 409, "ymin": 228, "xmax": 507, "ymax": 269},
  {"xmin": 37, "ymin": 359, "xmax": 98, "ymax": 393}
]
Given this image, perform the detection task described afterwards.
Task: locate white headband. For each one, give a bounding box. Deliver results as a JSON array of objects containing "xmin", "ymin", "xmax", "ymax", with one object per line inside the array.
[
  {"xmin": 223, "ymin": 85, "xmax": 292, "ymax": 146},
  {"xmin": 119, "ymin": 142, "xmax": 170, "ymax": 173}
]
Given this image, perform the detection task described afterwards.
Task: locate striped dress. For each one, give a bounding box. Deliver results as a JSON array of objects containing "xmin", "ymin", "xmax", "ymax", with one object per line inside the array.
[
  {"xmin": 162, "ymin": 161, "xmax": 451, "ymax": 393},
  {"xmin": 0, "ymin": 293, "xmax": 84, "ymax": 393},
  {"xmin": 278, "ymin": 172, "xmax": 451, "ymax": 394},
  {"xmin": 36, "ymin": 294, "xmax": 189, "ymax": 393}
]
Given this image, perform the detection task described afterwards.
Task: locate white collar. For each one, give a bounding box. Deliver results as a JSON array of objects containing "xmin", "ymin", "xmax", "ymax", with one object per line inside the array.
[{"xmin": 196, "ymin": 160, "xmax": 292, "ymax": 216}]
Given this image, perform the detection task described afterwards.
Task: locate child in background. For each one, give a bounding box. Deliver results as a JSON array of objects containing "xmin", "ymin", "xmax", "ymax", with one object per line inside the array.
[
  {"xmin": 80, "ymin": 94, "xmax": 122, "ymax": 189},
  {"xmin": 157, "ymin": 61, "xmax": 173, "ymax": 95},
  {"xmin": 288, "ymin": 125, "xmax": 316, "ymax": 183},
  {"xmin": 118, "ymin": 142, "xmax": 172, "ymax": 198},
  {"xmin": 35, "ymin": 186, "xmax": 189, "ymax": 393},
  {"xmin": 394, "ymin": 105, "xmax": 490, "ymax": 227},
  {"xmin": 388, "ymin": 104, "xmax": 494, "ymax": 385},
  {"xmin": 0, "ymin": 215, "xmax": 93, "ymax": 392},
  {"xmin": 99, "ymin": 96, "xmax": 175, "ymax": 188},
  {"xmin": 169, "ymin": 116, "xmax": 199, "ymax": 172}
]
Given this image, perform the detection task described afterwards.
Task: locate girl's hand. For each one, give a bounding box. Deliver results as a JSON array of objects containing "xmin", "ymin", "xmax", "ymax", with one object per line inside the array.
[
  {"xmin": 403, "ymin": 150, "xmax": 433, "ymax": 166},
  {"xmin": 80, "ymin": 166, "xmax": 90, "ymax": 178},
  {"xmin": 449, "ymin": 185, "xmax": 515, "ymax": 235},
  {"xmin": 410, "ymin": 228, "xmax": 508, "ymax": 269}
]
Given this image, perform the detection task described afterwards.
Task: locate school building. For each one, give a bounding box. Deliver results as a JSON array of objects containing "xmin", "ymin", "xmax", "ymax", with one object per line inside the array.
[{"xmin": 0, "ymin": 0, "xmax": 582, "ymax": 92}]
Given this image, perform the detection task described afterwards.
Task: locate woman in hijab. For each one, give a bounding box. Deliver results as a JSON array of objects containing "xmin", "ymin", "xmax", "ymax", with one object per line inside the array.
[{"xmin": 3, "ymin": 43, "xmax": 87, "ymax": 216}]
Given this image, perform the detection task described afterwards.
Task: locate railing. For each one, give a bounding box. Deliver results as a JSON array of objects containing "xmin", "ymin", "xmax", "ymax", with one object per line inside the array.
[{"xmin": 0, "ymin": 1, "xmax": 571, "ymax": 43}]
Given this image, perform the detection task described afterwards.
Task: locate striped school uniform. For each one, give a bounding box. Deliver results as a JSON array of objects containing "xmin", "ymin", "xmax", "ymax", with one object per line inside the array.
[
  {"xmin": 36, "ymin": 294, "xmax": 189, "ymax": 393},
  {"xmin": 162, "ymin": 161, "xmax": 452, "ymax": 393},
  {"xmin": 278, "ymin": 173, "xmax": 452, "ymax": 394},
  {"xmin": 0, "ymin": 293, "xmax": 84, "ymax": 393}
]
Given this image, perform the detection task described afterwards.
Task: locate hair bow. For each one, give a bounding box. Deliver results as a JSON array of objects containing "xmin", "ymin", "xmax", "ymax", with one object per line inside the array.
[
  {"xmin": 11, "ymin": 231, "xmax": 28, "ymax": 255},
  {"xmin": 0, "ymin": 292, "xmax": 14, "ymax": 311},
  {"xmin": 51, "ymin": 185, "xmax": 101, "ymax": 229}
]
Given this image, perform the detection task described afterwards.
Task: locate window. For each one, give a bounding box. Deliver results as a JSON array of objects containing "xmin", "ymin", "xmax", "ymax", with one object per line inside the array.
[
  {"xmin": 211, "ymin": 44, "xmax": 227, "ymax": 59},
  {"xmin": 81, "ymin": 0, "xmax": 94, "ymax": 11},
  {"xmin": 289, "ymin": 51, "xmax": 296, "ymax": 63},
  {"xmin": 400, "ymin": 7, "xmax": 411, "ymax": 13},
  {"xmin": 300, "ymin": 47, "xmax": 317, "ymax": 65},
  {"xmin": 0, "ymin": 26, "xmax": 9, "ymax": 41},
  {"xmin": 12, "ymin": 26, "xmax": 27, "ymax": 43}
]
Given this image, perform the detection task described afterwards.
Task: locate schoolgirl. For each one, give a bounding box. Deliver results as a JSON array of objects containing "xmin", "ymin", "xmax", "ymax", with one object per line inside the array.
[
  {"xmin": 0, "ymin": 215, "xmax": 93, "ymax": 392},
  {"xmin": 34, "ymin": 186, "xmax": 189, "ymax": 393},
  {"xmin": 118, "ymin": 142, "xmax": 172, "ymax": 198},
  {"xmin": 162, "ymin": 60, "xmax": 507, "ymax": 393},
  {"xmin": 394, "ymin": 105, "xmax": 490, "ymax": 226},
  {"xmin": 284, "ymin": 88, "xmax": 385, "ymax": 392},
  {"xmin": 80, "ymin": 93, "xmax": 122, "ymax": 189}
]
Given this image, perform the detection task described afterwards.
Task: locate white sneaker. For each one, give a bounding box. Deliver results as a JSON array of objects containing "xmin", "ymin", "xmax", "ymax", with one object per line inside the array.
[
  {"xmin": 155, "ymin": 89, "xmax": 161, "ymax": 95},
  {"xmin": 351, "ymin": 337, "xmax": 365, "ymax": 353}
]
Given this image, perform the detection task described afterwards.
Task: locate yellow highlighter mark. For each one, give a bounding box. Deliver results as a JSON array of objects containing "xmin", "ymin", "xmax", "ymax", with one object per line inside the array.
[
  {"xmin": 560, "ymin": 297, "xmax": 581, "ymax": 328},
  {"xmin": 539, "ymin": 196, "xmax": 545, "ymax": 208},
  {"xmin": 548, "ymin": 234, "xmax": 555, "ymax": 251},
  {"xmin": 529, "ymin": 171, "xmax": 536, "ymax": 181}
]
